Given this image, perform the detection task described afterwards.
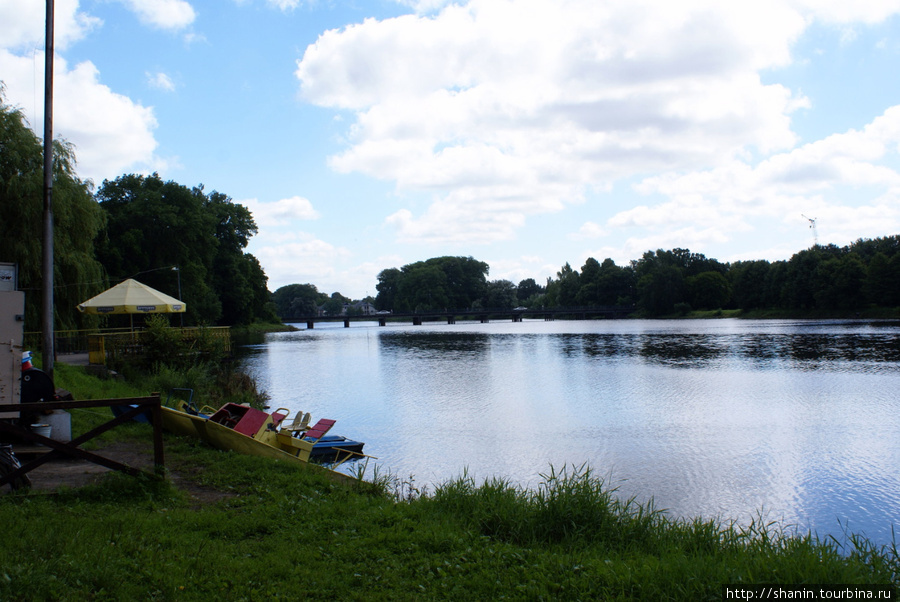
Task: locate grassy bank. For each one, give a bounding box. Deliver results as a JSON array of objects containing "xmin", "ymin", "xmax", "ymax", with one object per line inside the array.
[{"xmin": 1, "ymin": 365, "xmax": 897, "ymax": 600}]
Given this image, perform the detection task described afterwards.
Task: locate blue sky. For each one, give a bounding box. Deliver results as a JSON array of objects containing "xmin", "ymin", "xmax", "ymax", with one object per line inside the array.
[{"xmin": 2, "ymin": 0, "xmax": 900, "ymax": 298}]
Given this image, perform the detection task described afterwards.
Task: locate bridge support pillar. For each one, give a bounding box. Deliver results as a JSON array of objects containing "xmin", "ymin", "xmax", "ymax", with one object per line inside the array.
[
  {"xmin": 512, "ymin": 315, "xmax": 522, "ymax": 323},
  {"xmin": 307, "ymin": 321, "xmax": 315, "ymax": 329},
  {"xmin": 379, "ymin": 318, "xmax": 386, "ymax": 326},
  {"xmin": 447, "ymin": 316, "xmax": 455, "ymax": 324},
  {"xmin": 413, "ymin": 317, "xmax": 422, "ymax": 326},
  {"xmin": 344, "ymin": 319, "xmax": 350, "ymax": 328}
]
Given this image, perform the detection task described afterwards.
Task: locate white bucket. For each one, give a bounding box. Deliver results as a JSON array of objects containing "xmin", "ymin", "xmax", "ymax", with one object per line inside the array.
[
  {"xmin": 44, "ymin": 410, "xmax": 71, "ymax": 442},
  {"xmin": 30, "ymin": 423, "xmax": 52, "ymax": 444}
]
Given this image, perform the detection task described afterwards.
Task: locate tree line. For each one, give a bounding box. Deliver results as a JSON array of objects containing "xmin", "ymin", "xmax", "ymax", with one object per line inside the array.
[
  {"xmin": 273, "ymin": 240, "xmax": 900, "ymax": 319},
  {"xmin": 1, "ymin": 89, "xmax": 275, "ymax": 331}
]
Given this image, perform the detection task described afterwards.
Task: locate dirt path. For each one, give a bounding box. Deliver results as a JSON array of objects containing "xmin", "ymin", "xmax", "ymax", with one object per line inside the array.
[{"xmin": 4, "ymin": 441, "xmax": 234, "ymax": 505}]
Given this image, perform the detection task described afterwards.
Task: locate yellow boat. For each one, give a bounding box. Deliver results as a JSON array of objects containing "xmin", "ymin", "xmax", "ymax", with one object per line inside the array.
[{"xmin": 160, "ymin": 397, "xmax": 367, "ymax": 469}]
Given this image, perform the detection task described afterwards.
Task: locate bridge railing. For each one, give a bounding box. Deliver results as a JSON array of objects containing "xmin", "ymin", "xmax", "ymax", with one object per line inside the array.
[{"xmin": 283, "ymin": 305, "xmax": 635, "ymax": 326}]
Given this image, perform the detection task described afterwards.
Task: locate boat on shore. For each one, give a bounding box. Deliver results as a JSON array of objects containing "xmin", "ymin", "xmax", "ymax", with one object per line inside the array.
[{"xmin": 159, "ymin": 395, "xmax": 367, "ymax": 468}]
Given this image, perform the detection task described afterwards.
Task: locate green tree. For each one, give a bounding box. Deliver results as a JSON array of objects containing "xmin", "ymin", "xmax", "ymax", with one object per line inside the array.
[
  {"xmin": 425, "ymin": 256, "xmax": 489, "ymax": 309},
  {"xmin": 596, "ymin": 258, "xmax": 635, "ymax": 306},
  {"xmin": 377, "ymin": 257, "xmax": 488, "ymax": 311},
  {"xmin": 575, "ymin": 258, "xmax": 602, "ymax": 306},
  {"xmin": 864, "ymin": 252, "xmax": 900, "ymax": 307},
  {"xmin": 637, "ymin": 264, "xmax": 685, "ymax": 315},
  {"xmin": 397, "ymin": 264, "xmax": 449, "ymax": 311},
  {"xmin": 96, "ymin": 173, "xmax": 220, "ymax": 323},
  {"xmin": 0, "ymin": 86, "xmax": 106, "ymax": 332},
  {"xmin": 375, "ymin": 268, "xmax": 401, "ymax": 310},
  {"xmin": 96, "ymin": 174, "xmax": 270, "ymax": 325},
  {"xmin": 555, "ymin": 263, "xmax": 580, "ymax": 306},
  {"xmin": 686, "ymin": 271, "xmax": 731, "ymax": 310},
  {"xmin": 516, "ymin": 278, "xmax": 543, "ymax": 302},
  {"xmin": 729, "ymin": 260, "xmax": 771, "ymax": 310},
  {"xmin": 484, "ymin": 279, "xmax": 517, "ymax": 309},
  {"xmin": 205, "ymin": 190, "xmax": 273, "ymax": 324},
  {"xmin": 781, "ymin": 249, "xmax": 823, "ymax": 309},
  {"xmin": 272, "ymin": 283, "xmax": 324, "ymax": 318},
  {"xmin": 322, "ymin": 295, "xmax": 345, "ymax": 316},
  {"xmin": 813, "ymin": 254, "xmax": 866, "ymax": 310}
]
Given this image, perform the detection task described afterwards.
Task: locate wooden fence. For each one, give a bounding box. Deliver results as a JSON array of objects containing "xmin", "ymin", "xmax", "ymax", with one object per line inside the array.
[{"xmin": 0, "ymin": 395, "xmax": 164, "ymax": 488}]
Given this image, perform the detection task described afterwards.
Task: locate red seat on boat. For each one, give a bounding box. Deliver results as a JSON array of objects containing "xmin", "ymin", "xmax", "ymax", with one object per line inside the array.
[{"xmin": 303, "ymin": 419, "xmax": 336, "ymax": 442}]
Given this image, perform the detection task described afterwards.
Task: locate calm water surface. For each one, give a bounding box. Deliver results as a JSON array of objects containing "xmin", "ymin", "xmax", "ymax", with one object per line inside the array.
[{"xmin": 240, "ymin": 319, "xmax": 900, "ymax": 547}]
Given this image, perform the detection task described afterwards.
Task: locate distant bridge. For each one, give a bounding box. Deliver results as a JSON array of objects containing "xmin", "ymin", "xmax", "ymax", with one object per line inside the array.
[{"xmin": 285, "ymin": 305, "xmax": 635, "ymax": 329}]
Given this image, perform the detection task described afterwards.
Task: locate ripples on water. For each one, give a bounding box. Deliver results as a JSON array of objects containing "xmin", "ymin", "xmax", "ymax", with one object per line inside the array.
[{"xmin": 240, "ymin": 319, "xmax": 900, "ymax": 548}]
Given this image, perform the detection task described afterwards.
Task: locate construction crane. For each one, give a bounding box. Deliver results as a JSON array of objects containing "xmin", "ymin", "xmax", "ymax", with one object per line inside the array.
[{"xmin": 801, "ymin": 214, "xmax": 818, "ymax": 247}]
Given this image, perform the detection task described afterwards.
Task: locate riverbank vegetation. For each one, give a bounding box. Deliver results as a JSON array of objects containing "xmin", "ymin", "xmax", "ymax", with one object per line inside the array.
[
  {"xmin": 271, "ymin": 238, "xmax": 900, "ymax": 321},
  {"xmin": 1, "ymin": 364, "xmax": 897, "ymax": 600}
]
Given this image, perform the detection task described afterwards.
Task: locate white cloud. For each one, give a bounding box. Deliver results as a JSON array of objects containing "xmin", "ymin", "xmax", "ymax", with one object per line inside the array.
[
  {"xmin": 0, "ymin": 50, "xmax": 161, "ymax": 182},
  {"xmin": 267, "ymin": 0, "xmax": 301, "ymax": 11},
  {"xmin": 240, "ymin": 196, "xmax": 321, "ymax": 227},
  {"xmin": 250, "ymin": 232, "xmax": 354, "ymax": 291},
  {"xmin": 608, "ymin": 105, "xmax": 900, "ymax": 250},
  {"xmin": 571, "ymin": 221, "xmax": 607, "ymax": 240},
  {"xmin": 392, "ymin": 0, "xmax": 456, "ymax": 14},
  {"xmin": 118, "ymin": 0, "xmax": 196, "ymax": 31},
  {"xmin": 146, "ymin": 71, "xmax": 176, "ymax": 91},
  {"xmin": 0, "ymin": 0, "xmax": 101, "ymax": 51},
  {"xmin": 296, "ymin": 0, "xmax": 826, "ymax": 246}
]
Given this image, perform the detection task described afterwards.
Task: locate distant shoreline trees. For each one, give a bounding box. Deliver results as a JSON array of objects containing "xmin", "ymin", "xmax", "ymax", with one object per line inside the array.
[{"xmin": 274, "ymin": 238, "xmax": 900, "ymax": 320}]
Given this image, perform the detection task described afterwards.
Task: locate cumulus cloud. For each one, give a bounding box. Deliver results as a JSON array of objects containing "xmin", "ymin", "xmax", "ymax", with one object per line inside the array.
[
  {"xmin": 146, "ymin": 71, "xmax": 176, "ymax": 91},
  {"xmin": 240, "ymin": 196, "xmax": 321, "ymax": 227},
  {"xmin": 0, "ymin": 0, "xmax": 101, "ymax": 51},
  {"xmin": 0, "ymin": 0, "xmax": 178, "ymax": 183},
  {"xmin": 267, "ymin": 0, "xmax": 302, "ymax": 10},
  {"xmin": 609, "ymin": 105, "xmax": 900, "ymax": 251},
  {"xmin": 118, "ymin": 0, "xmax": 196, "ymax": 31},
  {"xmin": 571, "ymin": 222, "xmax": 607, "ymax": 240},
  {"xmin": 0, "ymin": 50, "xmax": 161, "ymax": 182},
  {"xmin": 296, "ymin": 0, "xmax": 821, "ymax": 246},
  {"xmin": 250, "ymin": 232, "xmax": 353, "ymax": 290}
]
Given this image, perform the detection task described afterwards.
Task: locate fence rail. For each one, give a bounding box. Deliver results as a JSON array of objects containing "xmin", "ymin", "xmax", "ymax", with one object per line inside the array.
[{"xmin": 24, "ymin": 327, "xmax": 231, "ymax": 364}]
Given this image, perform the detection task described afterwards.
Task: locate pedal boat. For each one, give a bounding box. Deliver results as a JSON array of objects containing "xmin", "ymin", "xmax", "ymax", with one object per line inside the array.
[{"xmin": 160, "ymin": 398, "xmax": 366, "ymax": 467}]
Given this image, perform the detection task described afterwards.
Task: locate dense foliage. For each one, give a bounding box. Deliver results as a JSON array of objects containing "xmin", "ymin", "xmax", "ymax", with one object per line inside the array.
[
  {"xmin": 0, "ymin": 87, "xmax": 106, "ymax": 332},
  {"xmin": 533, "ymin": 242, "xmax": 900, "ymax": 316},
  {"xmin": 95, "ymin": 174, "xmax": 276, "ymax": 326},
  {"xmin": 376, "ymin": 256, "xmax": 490, "ymax": 312}
]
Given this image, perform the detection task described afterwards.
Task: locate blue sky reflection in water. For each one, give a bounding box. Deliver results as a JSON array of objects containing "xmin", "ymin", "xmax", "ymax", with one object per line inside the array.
[{"xmin": 240, "ymin": 319, "xmax": 900, "ymax": 547}]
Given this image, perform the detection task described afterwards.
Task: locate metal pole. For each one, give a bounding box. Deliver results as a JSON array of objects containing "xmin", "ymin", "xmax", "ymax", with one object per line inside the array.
[
  {"xmin": 173, "ymin": 267, "xmax": 183, "ymax": 327},
  {"xmin": 42, "ymin": 0, "xmax": 55, "ymax": 380}
]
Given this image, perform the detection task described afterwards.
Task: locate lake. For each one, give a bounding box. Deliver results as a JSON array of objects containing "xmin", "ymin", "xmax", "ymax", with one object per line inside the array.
[{"xmin": 239, "ymin": 318, "xmax": 900, "ymax": 548}]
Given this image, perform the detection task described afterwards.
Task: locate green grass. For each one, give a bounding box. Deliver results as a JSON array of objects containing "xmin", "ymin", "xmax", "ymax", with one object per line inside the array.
[{"xmin": 1, "ymin": 365, "xmax": 896, "ymax": 600}]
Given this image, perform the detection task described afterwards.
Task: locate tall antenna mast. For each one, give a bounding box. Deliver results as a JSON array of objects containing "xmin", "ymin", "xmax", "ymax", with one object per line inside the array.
[{"xmin": 801, "ymin": 214, "xmax": 818, "ymax": 247}]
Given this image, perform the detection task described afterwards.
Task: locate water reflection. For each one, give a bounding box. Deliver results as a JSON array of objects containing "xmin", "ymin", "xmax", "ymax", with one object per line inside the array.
[
  {"xmin": 241, "ymin": 319, "xmax": 900, "ymax": 548},
  {"xmin": 379, "ymin": 332, "xmax": 491, "ymax": 357},
  {"xmin": 557, "ymin": 330, "xmax": 900, "ymax": 372}
]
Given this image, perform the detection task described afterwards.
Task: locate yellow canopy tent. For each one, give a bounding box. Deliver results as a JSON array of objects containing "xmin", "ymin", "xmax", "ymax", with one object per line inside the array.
[{"xmin": 78, "ymin": 279, "xmax": 186, "ymax": 321}]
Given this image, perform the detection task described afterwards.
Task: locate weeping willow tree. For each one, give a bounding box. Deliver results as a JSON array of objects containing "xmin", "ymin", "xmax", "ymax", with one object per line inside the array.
[{"xmin": 0, "ymin": 84, "xmax": 106, "ymax": 333}]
